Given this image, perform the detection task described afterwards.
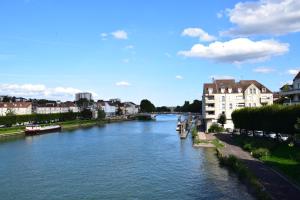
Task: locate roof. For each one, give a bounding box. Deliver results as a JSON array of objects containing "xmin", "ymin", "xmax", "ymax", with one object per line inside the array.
[
  {"xmin": 293, "ymin": 71, "xmax": 300, "ymax": 81},
  {"xmin": 0, "ymin": 102, "xmax": 32, "ymax": 108},
  {"xmin": 203, "ymin": 79, "xmax": 272, "ymax": 94}
]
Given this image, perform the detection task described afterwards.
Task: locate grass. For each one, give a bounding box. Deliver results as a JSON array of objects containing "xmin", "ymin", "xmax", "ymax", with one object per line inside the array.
[
  {"xmin": 233, "ymin": 135, "xmax": 300, "ymax": 185},
  {"xmin": 0, "ymin": 119, "xmax": 106, "ymax": 135},
  {"xmin": 217, "ymin": 152, "xmax": 271, "ymax": 200},
  {"xmin": 211, "ymin": 139, "xmax": 224, "ymax": 148}
]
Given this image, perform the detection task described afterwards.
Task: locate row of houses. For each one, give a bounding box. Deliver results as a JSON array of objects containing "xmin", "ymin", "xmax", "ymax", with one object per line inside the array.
[
  {"xmin": 201, "ymin": 72, "xmax": 300, "ymax": 131},
  {"xmin": 0, "ymin": 94, "xmax": 139, "ymax": 118}
]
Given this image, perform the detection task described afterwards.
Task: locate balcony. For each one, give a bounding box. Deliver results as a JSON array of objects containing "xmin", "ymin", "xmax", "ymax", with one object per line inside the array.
[
  {"xmin": 260, "ymin": 97, "xmax": 271, "ymax": 103},
  {"xmin": 280, "ymin": 89, "xmax": 300, "ymax": 96},
  {"xmin": 205, "ymin": 106, "xmax": 215, "ymax": 111}
]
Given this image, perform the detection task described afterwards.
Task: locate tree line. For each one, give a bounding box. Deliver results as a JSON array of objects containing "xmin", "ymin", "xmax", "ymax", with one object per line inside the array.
[
  {"xmin": 231, "ymin": 105, "xmax": 300, "ymax": 135},
  {"xmin": 139, "ymin": 99, "xmax": 202, "ymax": 113},
  {"xmin": 0, "ymin": 109, "xmax": 106, "ymax": 127}
]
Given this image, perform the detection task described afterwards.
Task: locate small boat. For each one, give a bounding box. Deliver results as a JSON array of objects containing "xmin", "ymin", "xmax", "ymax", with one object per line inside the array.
[{"xmin": 25, "ymin": 125, "xmax": 61, "ymax": 135}]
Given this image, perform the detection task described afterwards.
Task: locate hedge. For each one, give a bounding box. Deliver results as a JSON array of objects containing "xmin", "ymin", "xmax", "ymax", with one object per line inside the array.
[
  {"xmin": 231, "ymin": 104, "xmax": 300, "ymax": 135},
  {"xmin": 0, "ymin": 112, "xmax": 79, "ymax": 126}
]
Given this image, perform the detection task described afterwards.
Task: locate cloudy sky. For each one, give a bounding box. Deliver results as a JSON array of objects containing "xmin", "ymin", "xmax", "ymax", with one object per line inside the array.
[{"xmin": 0, "ymin": 0, "xmax": 299, "ymax": 106}]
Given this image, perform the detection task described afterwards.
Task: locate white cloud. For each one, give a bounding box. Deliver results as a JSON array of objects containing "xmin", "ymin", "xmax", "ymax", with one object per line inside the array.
[
  {"xmin": 253, "ymin": 67, "xmax": 275, "ymax": 73},
  {"xmin": 122, "ymin": 58, "xmax": 130, "ymax": 63},
  {"xmin": 223, "ymin": 0, "xmax": 300, "ymax": 36},
  {"xmin": 287, "ymin": 69, "xmax": 300, "ymax": 75},
  {"xmin": 175, "ymin": 75, "xmax": 183, "ymax": 80},
  {"xmin": 111, "ymin": 30, "xmax": 128, "ymax": 40},
  {"xmin": 182, "ymin": 28, "xmax": 216, "ymax": 42},
  {"xmin": 125, "ymin": 45, "xmax": 134, "ymax": 49},
  {"xmin": 100, "ymin": 33, "xmax": 108, "ymax": 37},
  {"xmin": 217, "ymin": 12, "xmax": 223, "ymax": 19},
  {"xmin": 115, "ymin": 81, "xmax": 131, "ymax": 87},
  {"xmin": 210, "ymin": 75, "xmax": 235, "ymax": 80},
  {"xmin": 178, "ymin": 38, "xmax": 289, "ymax": 64},
  {"xmin": 0, "ymin": 84, "xmax": 86, "ymax": 100}
]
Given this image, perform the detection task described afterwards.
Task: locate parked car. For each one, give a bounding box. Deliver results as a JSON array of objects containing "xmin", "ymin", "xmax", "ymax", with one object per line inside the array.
[
  {"xmin": 254, "ymin": 131, "xmax": 263, "ymax": 137},
  {"xmin": 278, "ymin": 134, "xmax": 289, "ymax": 142},
  {"xmin": 268, "ymin": 132, "xmax": 277, "ymax": 139}
]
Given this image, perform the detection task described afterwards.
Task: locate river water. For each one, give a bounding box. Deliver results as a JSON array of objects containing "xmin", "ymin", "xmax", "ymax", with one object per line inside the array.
[{"xmin": 0, "ymin": 114, "xmax": 253, "ymax": 200}]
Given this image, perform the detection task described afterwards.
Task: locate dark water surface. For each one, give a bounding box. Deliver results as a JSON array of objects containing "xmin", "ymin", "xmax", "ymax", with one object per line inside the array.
[{"xmin": 0, "ymin": 115, "xmax": 254, "ymax": 200}]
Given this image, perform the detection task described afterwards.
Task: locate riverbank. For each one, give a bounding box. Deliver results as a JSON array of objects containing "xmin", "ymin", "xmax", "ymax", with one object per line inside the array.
[
  {"xmin": 216, "ymin": 133, "xmax": 300, "ymax": 200},
  {"xmin": 0, "ymin": 117, "xmax": 134, "ymax": 139}
]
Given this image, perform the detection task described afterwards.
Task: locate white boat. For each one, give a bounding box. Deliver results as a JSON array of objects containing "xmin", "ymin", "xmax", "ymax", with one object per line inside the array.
[{"xmin": 25, "ymin": 125, "xmax": 61, "ymax": 135}]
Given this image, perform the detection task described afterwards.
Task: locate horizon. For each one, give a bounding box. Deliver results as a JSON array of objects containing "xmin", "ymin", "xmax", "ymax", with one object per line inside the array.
[{"xmin": 0, "ymin": 0, "xmax": 299, "ymax": 106}]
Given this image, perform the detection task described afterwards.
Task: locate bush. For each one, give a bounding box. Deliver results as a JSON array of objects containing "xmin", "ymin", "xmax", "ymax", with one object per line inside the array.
[
  {"xmin": 252, "ymin": 148, "xmax": 269, "ymax": 159},
  {"xmin": 191, "ymin": 127, "xmax": 198, "ymax": 139},
  {"xmin": 243, "ymin": 143, "xmax": 252, "ymax": 151},
  {"xmin": 208, "ymin": 123, "xmax": 225, "ymax": 133}
]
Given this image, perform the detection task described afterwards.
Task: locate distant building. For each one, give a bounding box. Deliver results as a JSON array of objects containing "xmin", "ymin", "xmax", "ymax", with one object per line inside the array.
[
  {"xmin": 202, "ymin": 79, "xmax": 273, "ymax": 131},
  {"xmin": 75, "ymin": 92, "xmax": 92, "ymax": 101},
  {"xmin": 0, "ymin": 102, "xmax": 32, "ymax": 116},
  {"xmin": 35, "ymin": 102, "xmax": 79, "ymax": 114},
  {"xmin": 97, "ymin": 101, "xmax": 117, "ymax": 117},
  {"xmin": 279, "ymin": 71, "xmax": 300, "ymax": 105},
  {"xmin": 124, "ymin": 102, "xmax": 139, "ymax": 115}
]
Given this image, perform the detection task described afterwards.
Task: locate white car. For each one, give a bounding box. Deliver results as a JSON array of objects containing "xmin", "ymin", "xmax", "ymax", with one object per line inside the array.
[
  {"xmin": 268, "ymin": 132, "xmax": 277, "ymax": 139},
  {"xmin": 254, "ymin": 131, "xmax": 263, "ymax": 137},
  {"xmin": 278, "ymin": 134, "xmax": 289, "ymax": 141}
]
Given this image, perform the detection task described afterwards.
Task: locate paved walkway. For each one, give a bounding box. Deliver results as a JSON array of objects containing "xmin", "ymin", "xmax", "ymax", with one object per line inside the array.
[{"xmin": 216, "ymin": 134, "xmax": 300, "ymax": 200}]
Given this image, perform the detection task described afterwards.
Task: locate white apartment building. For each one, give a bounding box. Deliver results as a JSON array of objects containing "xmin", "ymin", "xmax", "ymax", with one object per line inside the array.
[
  {"xmin": 124, "ymin": 102, "xmax": 139, "ymax": 115},
  {"xmin": 279, "ymin": 71, "xmax": 300, "ymax": 105},
  {"xmin": 35, "ymin": 102, "xmax": 79, "ymax": 114},
  {"xmin": 0, "ymin": 102, "xmax": 32, "ymax": 116},
  {"xmin": 97, "ymin": 101, "xmax": 117, "ymax": 117},
  {"xmin": 75, "ymin": 92, "xmax": 92, "ymax": 101},
  {"xmin": 202, "ymin": 79, "xmax": 273, "ymax": 131}
]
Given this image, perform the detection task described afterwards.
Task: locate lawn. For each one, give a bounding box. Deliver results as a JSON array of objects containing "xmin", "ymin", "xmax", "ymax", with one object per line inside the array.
[{"xmin": 233, "ymin": 135, "xmax": 300, "ymax": 185}]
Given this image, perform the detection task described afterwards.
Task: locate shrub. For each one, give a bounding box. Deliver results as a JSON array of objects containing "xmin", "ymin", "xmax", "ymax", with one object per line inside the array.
[
  {"xmin": 252, "ymin": 148, "xmax": 269, "ymax": 159},
  {"xmin": 243, "ymin": 143, "xmax": 252, "ymax": 151},
  {"xmin": 191, "ymin": 127, "xmax": 198, "ymax": 139},
  {"xmin": 208, "ymin": 123, "xmax": 225, "ymax": 133}
]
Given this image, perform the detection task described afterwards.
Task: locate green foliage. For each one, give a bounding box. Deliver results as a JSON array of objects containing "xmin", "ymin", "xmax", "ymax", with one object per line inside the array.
[
  {"xmin": 252, "ymin": 148, "xmax": 270, "ymax": 159},
  {"xmin": 191, "ymin": 127, "xmax": 198, "ymax": 139},
  {"xmin": 80, "ymin": 109, "xmax": 93, "ymax": 119},
  {"xmin": 232, "ymin": 104, "xmax": 300, "ymax": 135},
  {"xmin": 243, "ymin": 143, "xmax": 252, "ymax": 151},
  {"xmin": 140, "ymin": 99, "xmax": 155, "ymax": 113},
  {"xmin": 208, "ymin": 123, "xmax": 225, "ymax": 133},
  {"xmin": 175, "ymin": 100, "xmax": 202, "ymax": 113},
  {"xmin": 217, "ymin": 113, "xmax": 226, "ymax": 127},
  {"xmin": 218, "ymin": 154, "xmax": 271, "ymax": 200},
  {"xmin": 0, "ymin": 112, "xmax": 79, "ymax": 126},
  {"xmin": 97, "ymin": 109, "xmax": 106, "ymax": 120},
  {"xmin": 211, "ymin": 139, "xmax": 224, "ymax": 148},
  {"xmin": 156, "ymin": 106, "xmax": 171, "ymax": 113}
]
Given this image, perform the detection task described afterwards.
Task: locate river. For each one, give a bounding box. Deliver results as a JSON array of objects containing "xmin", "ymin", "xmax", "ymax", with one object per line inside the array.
[{"xmin": 0, "ymin": 114, "xmax": 254, "ymax": 200}]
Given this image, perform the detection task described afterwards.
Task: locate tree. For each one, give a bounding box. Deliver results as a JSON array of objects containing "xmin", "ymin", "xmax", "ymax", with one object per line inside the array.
[
  {"xmin": 189, "ymin": 100, "xmax": 202, "ymax": 113},
  {"xmin": 6, "ymin": 108, "xmax": 16, "ymax": 116},
  {"xmin": 156, "ymin": 106, "xmax": 171, "ymax": 113},
  {"xmin": 97, "ymin": 109, "xmax": 106, "ymax": 120},
  {"xmin": 140, "ymin": 99, "xmax": 155, "ymax": 113},
  {"xmin": 80, "ymin": 109, "xmax": 93, "ymax": 119},
  {"xmin": 218, "ymin": 113, "xmax": 227, "ymax": 127},
  {"xmin": 116, "ymin": 107, "xmax": 123, "ymax": 116}
]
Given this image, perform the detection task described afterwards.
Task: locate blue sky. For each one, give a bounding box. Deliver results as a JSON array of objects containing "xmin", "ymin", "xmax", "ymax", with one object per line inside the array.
[{"xmin": 0, "ymin": 0, "xmax": 299, "ymax": 106}]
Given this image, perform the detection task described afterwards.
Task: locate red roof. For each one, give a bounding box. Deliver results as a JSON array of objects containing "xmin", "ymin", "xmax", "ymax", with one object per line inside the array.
[{"xmin": 0, "ymin": 102, "xmax": 32, "ymax": 108}]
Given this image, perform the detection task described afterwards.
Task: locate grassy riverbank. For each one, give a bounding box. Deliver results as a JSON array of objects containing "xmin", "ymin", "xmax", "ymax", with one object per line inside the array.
[
  {"xmin": 0, "ymin": 119, "xmax": 106, "ymax": 137},
  {"xmin": 233, "ymin": 135, "xmax": 300, "ymax": 186},
  {"xmin": 216, "ymin": 150, "xmax": 271, "ymax": 200}
]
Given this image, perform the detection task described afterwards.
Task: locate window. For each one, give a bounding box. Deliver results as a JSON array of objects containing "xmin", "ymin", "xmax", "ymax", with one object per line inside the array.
[
  {"xmin": 253, "ymin": 103, "xmax": 256, "ymax": 107},
  {"xmin": 228, "ymin": 88, "xmax": 232, "ymax": 93},
  {"xmin": 221, "ymin": 96, "xmax": 225, "ymax": 101},
  {"xmin": 229, "ymin": 103, "xmax": 233, "ymax": 109},
  {"xmin": 262, "ymin": 88, "xmax": 266, "ymax": 93},
  {"xmin": 238, "ymin": 88, "xmax": 242, "ymax": 93},
  {"xmin": 250, "ymin": 88, "xmax": 253, "ymax": 94},
  {"xmin": 222, "ymin": 103, "xmax": 225, "ymax": 110}
]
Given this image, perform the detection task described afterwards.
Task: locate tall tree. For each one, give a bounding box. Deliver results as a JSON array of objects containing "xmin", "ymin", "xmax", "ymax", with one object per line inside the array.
[
  {"xmin": 140, "ymin": 99, "xmax": 155, "ymax": 113},
  {"xmin": 218, "ymin": 113, "xmax": 227, "ymax": 127}
]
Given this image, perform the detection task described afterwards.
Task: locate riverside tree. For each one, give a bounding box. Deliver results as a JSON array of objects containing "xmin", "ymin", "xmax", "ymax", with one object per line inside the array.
[
  {"xmin": 140, "ymin": 99, "xmax": 155, "ymax": 113},
  {"xmin": 217, "ymin": 113, "xmax": 227, "ymax": 127}
]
